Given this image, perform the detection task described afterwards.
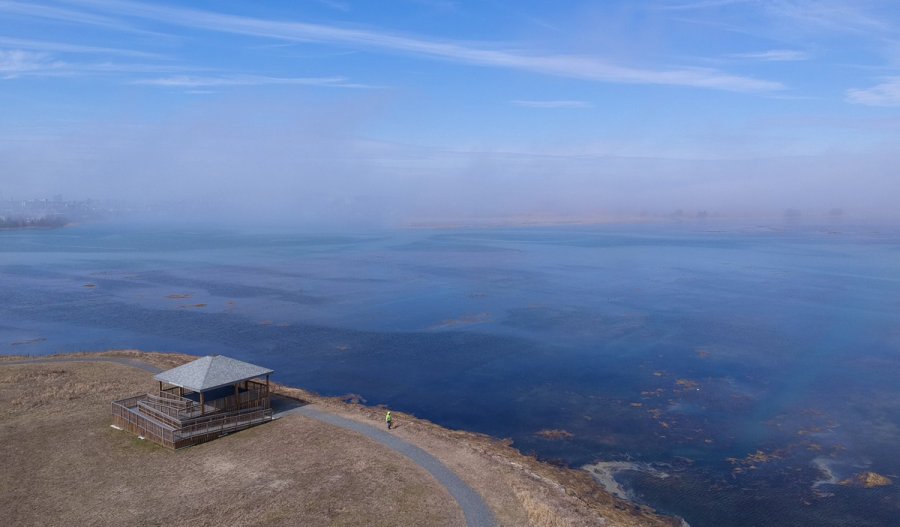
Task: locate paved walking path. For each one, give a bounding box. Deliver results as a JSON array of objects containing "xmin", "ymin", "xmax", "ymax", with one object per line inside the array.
[
  {"xmin": 1, "ymin": 356, "xmax": 497, "ymax": 527},
  {"xmin": 279, "ymin": 404, "xmax": 496, "ymax": 527}
]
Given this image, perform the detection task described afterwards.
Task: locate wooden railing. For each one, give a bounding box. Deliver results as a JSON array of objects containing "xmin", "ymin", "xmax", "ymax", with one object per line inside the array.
[
  {"xmin": 114, "ymin": 394, "xmax": 147, "ymax": 409},
  {"xmin": 157, "ymin": 380, "xmax": 269, "ymax": 413},
  {"xmin": 112, "ymin": 396, "xmax": 176, "ymax": 448},
  {"xmin": 112, "ymin": 391, "xmax": 273, "ymax": 449},
  {"xmin": 141, "ymin": 395, "xmax": 211, "ymax": 422},
  {"xmin": 205, "ymin": 387, "xmax": 269, "ymax": 413},
  {"xmin": 136, "ymin": 401, "xmax": 179, "ymax": 428},
  {"xmin": 151, "ymin": 391, "xmax": 195, "ymax": 408},
  {"xmin": 173, "ymin": 407, "xmax": 272, "ymax": 448}
]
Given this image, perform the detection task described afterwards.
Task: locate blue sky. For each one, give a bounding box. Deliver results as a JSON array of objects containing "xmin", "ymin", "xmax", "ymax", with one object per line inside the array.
[{"xmin": 2, "ymin": 0, "xmax": 899, "ymax": 223}]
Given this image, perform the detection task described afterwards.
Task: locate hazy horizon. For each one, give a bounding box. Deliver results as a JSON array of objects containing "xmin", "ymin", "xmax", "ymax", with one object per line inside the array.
[{"xmin": 2, "ymin": 1, "xmax": 899, "ymax": 225}]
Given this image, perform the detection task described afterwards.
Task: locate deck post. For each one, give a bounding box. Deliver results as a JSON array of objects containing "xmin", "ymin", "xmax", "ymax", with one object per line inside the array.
[
  {"xmin": 200, "ymin": 391, "xmax": 205, "ymax": 415},
  {"xmin": 265, "ymin": 374, "xmax": 270, "ymax": 407},
  {"xmin": 158, "ymin": 380, "xmax": 162, "ymax": 395},
  {"xmin": 234, "ymin": 383, "xmax": 240, "ymax": 410}
]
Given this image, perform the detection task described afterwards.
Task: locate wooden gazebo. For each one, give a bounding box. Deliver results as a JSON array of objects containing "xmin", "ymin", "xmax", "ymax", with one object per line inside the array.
[{"xmin": 112, "ymin": 355, "xmax": 274, "ymax": 449}]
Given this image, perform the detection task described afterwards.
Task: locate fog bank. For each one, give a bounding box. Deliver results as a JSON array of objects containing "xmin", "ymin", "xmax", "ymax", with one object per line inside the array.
[{"xmin": 3, "ymin": 99, "xmax": 898, "ymax": 227}]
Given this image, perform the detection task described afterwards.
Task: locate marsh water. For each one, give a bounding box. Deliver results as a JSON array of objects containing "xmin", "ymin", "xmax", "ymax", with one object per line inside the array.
[{"xmin": 2, "ymin": 223, "xmax": 899, "ymax": 526}]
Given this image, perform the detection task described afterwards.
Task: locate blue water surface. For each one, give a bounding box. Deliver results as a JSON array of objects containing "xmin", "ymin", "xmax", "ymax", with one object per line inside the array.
[{"xmin": 2, "ymin": 222, "xmax": 899, "ymax": 526}]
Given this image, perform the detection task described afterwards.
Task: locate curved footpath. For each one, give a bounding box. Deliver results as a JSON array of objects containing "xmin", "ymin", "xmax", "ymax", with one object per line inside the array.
[{"xmin": 1, "ymin": 357, "xmax": 497, "ymax": 527}]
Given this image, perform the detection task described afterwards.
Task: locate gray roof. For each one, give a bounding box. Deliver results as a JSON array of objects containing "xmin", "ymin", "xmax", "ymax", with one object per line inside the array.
[{"xmin": 154, "ymin": 355, "xmax": 273, "ymax": 392}]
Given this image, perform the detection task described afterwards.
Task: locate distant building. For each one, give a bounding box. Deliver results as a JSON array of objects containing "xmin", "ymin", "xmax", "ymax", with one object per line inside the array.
[{"xmin": 112, "ymin": 355, "xmax": 274, "ymax": 449}]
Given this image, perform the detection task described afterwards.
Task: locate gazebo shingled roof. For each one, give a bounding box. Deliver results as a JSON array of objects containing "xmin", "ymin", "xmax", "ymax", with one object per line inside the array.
[{"xmin": 154, "ymin": 355, "xmax": 273, "ymax": 393}]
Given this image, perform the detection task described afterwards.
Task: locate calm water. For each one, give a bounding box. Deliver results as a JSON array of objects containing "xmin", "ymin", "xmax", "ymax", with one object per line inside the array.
[{"xmin": 2, "ymin": 222, "xmax": 899, "ymax": 526}]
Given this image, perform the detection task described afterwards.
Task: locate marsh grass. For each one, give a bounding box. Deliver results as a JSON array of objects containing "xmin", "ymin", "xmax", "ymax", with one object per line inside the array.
[{"xmin": 1, "ymin": 351, "xmax": 680, "ymax": 526}]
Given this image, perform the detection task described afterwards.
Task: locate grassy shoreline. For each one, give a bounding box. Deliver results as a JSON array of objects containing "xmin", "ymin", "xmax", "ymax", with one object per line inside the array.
[{"xmin": 1, "ymin": 350, "xmax": 681, "ymax": 526}]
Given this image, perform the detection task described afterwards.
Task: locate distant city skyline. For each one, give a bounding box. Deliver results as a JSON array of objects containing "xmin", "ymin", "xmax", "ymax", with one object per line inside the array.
[{"xmin": 2, "ymin": 1, "xmax": 899, "ymax": 225}]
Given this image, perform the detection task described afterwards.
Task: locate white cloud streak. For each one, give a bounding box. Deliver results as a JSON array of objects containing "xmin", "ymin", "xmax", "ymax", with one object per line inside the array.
[
  {"xmin": 511, "ymin": 100, "xmax": 593, "ymax": 108},
  {"xmin": 0, "ymin": 0, "xmax": 169, "ymax": 37},
  {"xmin": 846, "ymin": 77, "xmax": 900, "ymax": 106},
  {"xmin": 661, "ymin": 0, "xmax": 900, "ymax": 72},
  {"xmin": 664, "ymin": 0, "xmax": 893, "ymax": 35},
  {"xmin": 0, "ymin": 36, "xmax": 164, "ymax": 59},
  {"xmin": 132, "ymin": 74, "xmax": 376, "ymax": 89},
  {"xmin": 763, "ymin": 0, "xmax": 889, "ymax": 35},
  {"xmin": 53, "ymin": 0, "xmax": 783, "ymax": 93},
  {"xmin": 0, "ymin": 50, "xmax": 208, "ymax": 79},
  {"xmin": 729, "ymin": 49, "xmax": 810, "ymax": 61},
  {"xmin": 0, "ymin": 49, "xmax": 62, "ymax": 78},
  {"xmin": 0, "ymin": 44, "xmax": 364, "ymax": 87}
]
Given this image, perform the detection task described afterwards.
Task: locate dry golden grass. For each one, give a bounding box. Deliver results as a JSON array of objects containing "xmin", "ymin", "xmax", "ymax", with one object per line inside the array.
[
  {"xmin": 0, "ymin": 361, "xmax": 462, "ymax": 527},
  {"xmin": 275, "ymin": 382, "xmax": 678, "ymax": 526},
  {"xmin": 1, "ymin": 351, "xmax": 679, "ymax": 527}
]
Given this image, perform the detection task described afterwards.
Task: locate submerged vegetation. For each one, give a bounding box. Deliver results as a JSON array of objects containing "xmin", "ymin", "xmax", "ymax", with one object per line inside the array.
[{"xmin": 840, "ymin": 472, "xmax": 893, "ymax": 489}]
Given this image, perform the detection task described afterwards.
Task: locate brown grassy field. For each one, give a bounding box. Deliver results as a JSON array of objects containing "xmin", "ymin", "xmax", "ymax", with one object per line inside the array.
[
  {"xmin": 0, "ymin": 351, "xmax": 680, "ymax": 527},
  {"xmin": 0, "ymin": 361, "xmax": 461, "ymax": 527}
]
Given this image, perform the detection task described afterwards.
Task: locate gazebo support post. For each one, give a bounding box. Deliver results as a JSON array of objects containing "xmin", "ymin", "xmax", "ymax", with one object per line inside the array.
[{"xmin": 200, "ymin": 391, "xmax": 205, "ymax": 415}]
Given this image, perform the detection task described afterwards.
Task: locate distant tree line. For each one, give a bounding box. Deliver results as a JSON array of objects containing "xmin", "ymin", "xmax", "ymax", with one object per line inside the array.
[{"xmin": 0, "ymin": 215, "xmax": 68, "ymax": 229}]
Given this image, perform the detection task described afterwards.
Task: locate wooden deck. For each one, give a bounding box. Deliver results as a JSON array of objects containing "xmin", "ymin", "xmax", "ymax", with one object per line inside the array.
[{"xmin": 112, "ymin": 389, "xmax": 273, "ymax": 449}]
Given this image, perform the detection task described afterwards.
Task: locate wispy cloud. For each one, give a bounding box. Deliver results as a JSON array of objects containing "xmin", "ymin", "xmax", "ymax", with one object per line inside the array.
[
  {"xmin": 661, "ymin": 0, "xmax": 888, "ymax": 34},
  {"xmin": 0, "ymin": 0, "xmax": 169, "ymax": 37},
  {"xmin": 846, "ymin": 77, "xmax": 900, "ymax": 107},
  {"xmin": 662, "ymin": 0, "xmax": 895, "ymax": 39},
  {"xmin": 0, "ymin": 25, "xmax": 362, "ymax": 87},
  {"xmin": 55, "ymin": 0, "xmax": 784, "ymax": 93},
  {"xmin": 729, "ymin": 49, "xmax": 810, "ymax": 61},
  {"xmin": 0, "ymin": 49, "xmax": 62, "ymax": 78},
  {"xmin": 511, "ymin": 100, "xmax": 593, "ymax": 108},
  {"xmin": 0, "ymin": 49, "xmax": 202, "ymax": 79},
  {"xmin": 132, "ymin": 74, "xmax": 375, "ymax": 89},
  {"xmin": 0, "ymin": 36, "xmax": 164, "ymax": 59},
  {"xmin": 763, "ymin": 0, "xmax": 889, "ymax": 35}
]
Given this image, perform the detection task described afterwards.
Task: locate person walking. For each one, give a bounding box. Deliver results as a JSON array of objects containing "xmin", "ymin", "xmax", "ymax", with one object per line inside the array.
[{"xmin": 385, "ymin": 411, "xmax": 393, "ymax": 430}]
